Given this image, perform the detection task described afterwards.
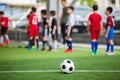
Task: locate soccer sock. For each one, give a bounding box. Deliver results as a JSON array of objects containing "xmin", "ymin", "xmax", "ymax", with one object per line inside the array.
[
  {"xmin": 111, "ymin": 44, "xmax": 114, "ymax": 53},
  {"xmin": 106, "ymin": 43, "xmax": 110, "ymax": 52},
  {"xmin": 42, "ymin": 41, "xmax": 46, "ymax": 49},
  {"xmin": 36, "ymin": 39, "xmax": 39, "ymax": 48},
  {"xmin": 29, "ymin": 39, "xmax": 33, "ymax": 48},
  {"xmin": 95, "ymin": 42, "xmax": 99, "ymax": 52},
  {"xmin": 54, "ymin": 41, "xmax": 57, "ymax": 50},
  {"xmin": 0, "ymin": 36, "xmax": 4, "ymax": 44},
  {"xmin": 66, "ymin": 40, "xmax": 69, "ymax": 48},
  {"xmin": 91, "ymin": 42, "xmax": 95, "ymax": 52},
  {"xmin": 46, "ymin": 41, "xmax": 51, "ymax": 48},
  {"xmin": 68, "ymin": 41, "xmax": 72, "ymax": 50},
  {"xmin": 5, "ymin": 35, "xmax": 9, "ymax": 40}
]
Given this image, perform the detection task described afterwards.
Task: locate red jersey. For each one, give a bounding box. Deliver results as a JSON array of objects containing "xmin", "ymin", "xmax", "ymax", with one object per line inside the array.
[
  {"xmin": 0, "ymin": 17, "xmax": 9, "ymax": 28},
  {"xmin": 28, "ymin": 13, "xmax": 38, "ymax": 29},
  {"xmin": 88, "ymin": 13, "xmax": 102, "ymax": 31},
  {"xmin": 106, "ymin": 16, "xmax": 114, "ymax": 28}
]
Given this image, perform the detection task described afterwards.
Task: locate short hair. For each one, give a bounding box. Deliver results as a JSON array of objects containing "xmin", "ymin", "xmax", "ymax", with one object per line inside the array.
[
  {"xmin": 0, "ymin": 11, "xmax": 4, "ymax": 15},
  {"xmin": 106, "ymin": 7, "xmax": 113, "ymax": 14},
  {"xmin": 50, "ymin": 11, "xmax": 56, "ymax": 16},
  {"xmin": 41, "ymin": 10, "xmax": 47, "ymax": 15},
  {"xmin": 31, "ymin": 7, "xmax": 36, "ymax": 13},
  {"xmin": 62, "ymin": 0, "xmax": 66, "ymax": 2},
  {"xmin": 92, "ymin": 4, "xmax": 98, "ymax": 11},
  {"xmin": 68, "ymin": 6, "xmax": 74, "ymax": 11}
]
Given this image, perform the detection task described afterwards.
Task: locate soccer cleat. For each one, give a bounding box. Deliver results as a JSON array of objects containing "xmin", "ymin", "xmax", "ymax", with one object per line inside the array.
[
  {"xmin": 52, "ymin": 49, "xmax": 58, "ymax": 52},
  {"xmin": 6, "ymin": 40, "xmax": 10, "ymax": 45},
  {"xmin": 0, "ymin": 43, "xmax": 3, "ymax": 47},
  {"xmin": 36, "ymin": 47, "xmax": 40, "ymax": 50},
  {"xmin": 94, "ymin": 51, "xmax": 98, "ymax": 55},
  {"xmin": 91, "ymin": 51, "xmax": 96, "ymax": 55},
  {"xmin": 41, "ymin": 48, "xmax": 45, "ymax": 51},
  {"xmin": 48, "ymin": 47, "xmax": 52, "ymax": 51},
  {"xmin": 65, "ymin": 48, "xmax": 69, "ymax": 52},
  {"xmin": 107, "ymin": 52, "xmax": 115, "ymax": 56},
  {"xmin": 66, "ymin": 49, "xmax": 73, "ymax": 53},
  {"xmin": 103, "ymin": 52, "xmax": 110, "ymax": 55},
  {"xmin": 28, "ymin": 47, "xmax": 32, "ymax": 50}
]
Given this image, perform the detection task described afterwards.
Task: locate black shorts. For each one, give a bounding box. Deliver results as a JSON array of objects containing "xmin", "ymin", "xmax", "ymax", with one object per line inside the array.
[
  {"xmin": 65, "ymin": 26, "xmax": 73, "ymax": 38},
  {"xmin": 1, "ymin": 27, "xmax": 8, "ymax": 35},
  {"xmin": 52, "ymin": 33, "xmax": 58, "ymax": 40}
]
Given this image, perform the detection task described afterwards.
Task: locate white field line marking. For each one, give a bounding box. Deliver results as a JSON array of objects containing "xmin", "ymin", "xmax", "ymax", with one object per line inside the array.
[{"xmin": 0, "ymin": 70, "xmax": 120, "ymax": 73}]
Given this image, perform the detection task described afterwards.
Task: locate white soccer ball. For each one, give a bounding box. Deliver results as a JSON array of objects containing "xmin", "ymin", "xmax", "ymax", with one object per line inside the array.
[{"xmin": 60, "ymin": 59, "xmax": 75, "ymax": 74}]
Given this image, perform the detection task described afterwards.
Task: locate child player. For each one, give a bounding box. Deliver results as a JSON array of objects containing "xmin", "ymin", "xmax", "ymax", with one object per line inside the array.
[
  {"xmin": 28, "ymin": 7, "xmax": 39, "ymax": 50},
  {"xmin": 50, "ymin": 11, "xmax": 58, "ymax": 51},
  {"xmin": 105, "ymin": 7, "xmax": 115, "ymax": 55},
  {"xmin": 88, "ymin": 5, "xmax": 103, "ymax": 55},
  {"xmin": 41, "ymin": 10, "xmax": 52, "ymax": 51},
  {"xmin": 65, "ymin": 6, "xmax": 74, "ymax": 53},
  {"xmin": 0, "ymin": 11, "xmax": 10, "ymax": 47}
]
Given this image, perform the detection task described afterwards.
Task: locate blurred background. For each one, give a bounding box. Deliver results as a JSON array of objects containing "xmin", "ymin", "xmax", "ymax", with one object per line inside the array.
[{"xmin": 0, "ymin": 0, "xmax": 120, "ymax": 45}]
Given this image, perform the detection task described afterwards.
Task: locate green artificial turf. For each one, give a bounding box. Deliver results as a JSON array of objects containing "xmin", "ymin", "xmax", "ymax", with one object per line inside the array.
[{"xmin": 0, "ymin": 46, "xmax": 120, "ymax": 80}]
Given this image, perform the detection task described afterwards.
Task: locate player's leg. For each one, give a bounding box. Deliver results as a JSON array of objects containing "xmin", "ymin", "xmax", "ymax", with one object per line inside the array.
[
  {"xmin": 28, "ymin": 29, "xmax": 34, "ymax": 50},
  {"xmin": 94, "ymin": 31, "xmax": 100, "ymax": 54},
  {"xmin": 61, "ymin": 23, "xmax": 66, "ymax": 44},
  {"xmin": 52, "ymin": 34, "xmax": 58, "ymax": 51},
  {"xmin": 35, "ymin": 36, "xmax": 39, "ymax": 50},
  {"xmin": 4, "ymin": 27, "xmax": 10, "ymax": 45},
  {"xmin": 65, "ymin": 28, "xmax": 73, "ymax": 53},
  {"xmin": 107, "ymin": 28, "xmax": 114, "ymax": 55},
  {"xmin": 0, "ymin": 28, "xmax": 4, "ymax": 46},
  {"xmin": 41, "ymin": 38, "xmax": 46, "ymax": 51},
  {"xmin": 106, "ymin": 28, "xmax": 114, "ymax": 54},
  {"xmin": 34, "ymin": 28, "xmax": 40, "ymax": 50},
  {"xmin": 90, "ymin": 31, "xmax": 96, "ymax": 55}
]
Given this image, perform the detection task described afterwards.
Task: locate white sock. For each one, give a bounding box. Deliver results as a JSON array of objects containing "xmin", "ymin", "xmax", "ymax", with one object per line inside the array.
[
  {"xmin": 5, "ymin": 35, "xmax": 9, "ymax": 40},
  {"xmin": 52, "ymin": 42, "xmax": 54, "ymax": 49},
  {"xmin": 54, "ymin": 41, "xmax": 57, "ymax": 50},
  {"xmin": 0, "ymin": 36, "xmax": 4, "ymax": 44}
]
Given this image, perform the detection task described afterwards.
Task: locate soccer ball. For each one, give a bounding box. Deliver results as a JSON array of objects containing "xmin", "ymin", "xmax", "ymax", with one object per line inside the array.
[{"xmin": 60, "ymin": 59, "xmax": 75, "ymax": 74}]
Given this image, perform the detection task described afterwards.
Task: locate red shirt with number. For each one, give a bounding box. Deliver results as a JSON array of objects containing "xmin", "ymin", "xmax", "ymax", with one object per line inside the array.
[
  {"xmin": 28, "ymin": 13, "xmax": 38, "ymax": 36},
  {"xmin": 0, "ymin": 17, "xmax": 9, "ymax": 28},
  {"xmin": 88, "ymin": 13, "xmax": 102, "ymax": 31}
]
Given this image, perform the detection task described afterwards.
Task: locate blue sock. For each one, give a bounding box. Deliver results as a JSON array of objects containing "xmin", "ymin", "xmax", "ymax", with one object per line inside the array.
[
  {"xmin": 111, "ymin": 44, "xmax": 114, "ymax": 53},
  {"xmin": 95, "ymin": 42, "xmax": 99, "ymax": 52},
  {"xmin": 29, "ymin": 40, "xmax": 33, "ymax": 49},
  {"xmin": 106, "ymin": 43, "xmax": 110, "ymax": 52},
  {"xmin": 68, "ymin": 41, "xmax": 72, "ymax": 50},
  {"xmin": 91, "ymin": 42, "xmax": 95, "ymax": 52},
  {"xmin": 66, "ymin": 40, "xmax": 69, "ymax": 48}
]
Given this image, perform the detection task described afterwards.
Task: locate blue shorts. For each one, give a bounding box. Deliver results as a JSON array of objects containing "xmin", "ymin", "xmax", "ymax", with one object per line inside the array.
[{"xmin": 107, "ymin": 28, "xmax": 114, "ymax": 40}]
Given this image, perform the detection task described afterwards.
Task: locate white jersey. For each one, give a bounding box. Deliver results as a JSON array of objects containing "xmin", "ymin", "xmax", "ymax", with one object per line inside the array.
[{"xmin": 66, "ymin": 13, "xmax": 75, "ymax": 27}]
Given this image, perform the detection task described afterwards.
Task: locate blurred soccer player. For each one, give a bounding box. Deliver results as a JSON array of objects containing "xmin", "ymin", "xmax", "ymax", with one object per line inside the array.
[
  {"xmin": 28, "ymin": 7, "xmax": 39, "ymax": 50},
  {"xmin": 50, "ymin": 11, "xmax": 58, "ymax": 51},
  {"xmin": 0, "ymin": 11, "xmax": 10, "ymax": 47},
  {"xmin": 41, "ymin": 10, "xmax": 52, "ymax": 51},
  {"xmin": 65, "ymin": 6, "xmax": 75, "ymax": 53},
  {"xmin": 88, "ymin": 5, "xmax": 103, "ymax": 55},
  {"xmin": 105, "ymin": 7, "xmax": 115, "ymax": 55}
]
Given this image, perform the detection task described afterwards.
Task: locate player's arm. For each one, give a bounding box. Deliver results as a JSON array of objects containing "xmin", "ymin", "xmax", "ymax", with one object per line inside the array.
[
  {"xmin": 46, "ymin": 19, "xmax": 50, "ymax": 25},
  {"xmin": 100, "ymin": 21, "xmax": 103, "ymax": 34},
  {"xmin": 52, "ymin": 25, "xmax": 57, "ymax": 35},
  {"xmin": 59, "ymin": 14, "xmax": 63, "ymax": 26},
  {"xmin": 105, "ymin": 26, "xmax": 110, "ymax": 38},
  {"xmin": 67, "ymin": 23, "xmax": 72, "ymax": 37},
  {"xmin": 87, "ymin": 16, "xmax": 91, "ymax": 31}
]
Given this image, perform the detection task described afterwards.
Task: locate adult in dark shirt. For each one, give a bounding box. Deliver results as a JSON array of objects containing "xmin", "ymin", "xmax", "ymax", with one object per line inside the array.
[{"xmin": 60, "ymin": 0, "xmax": 68, "ymax": 44}]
